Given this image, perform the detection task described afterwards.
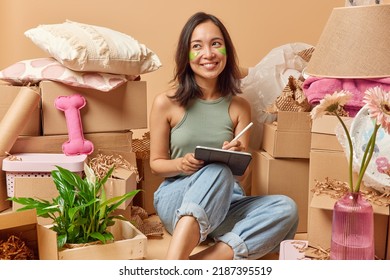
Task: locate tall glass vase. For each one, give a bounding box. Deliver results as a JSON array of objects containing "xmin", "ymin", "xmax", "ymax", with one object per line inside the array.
[{"xmin": 330, "ymin": 191, "xmax": 375, "ymax": 260}]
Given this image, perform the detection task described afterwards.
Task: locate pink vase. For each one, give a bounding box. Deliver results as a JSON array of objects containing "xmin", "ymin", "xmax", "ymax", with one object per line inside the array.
[{"xmin": 330, "ymin": 192, "xmax": 375, "ymax": 260}]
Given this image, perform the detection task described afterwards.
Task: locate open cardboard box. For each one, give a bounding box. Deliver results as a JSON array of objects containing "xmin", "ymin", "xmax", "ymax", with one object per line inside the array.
[
  {"xmin": 98, "ymin": 149, "xmax": 138, "ymax": 210},
  {"xmin": 308, "ymin": 150, "xmax": 350, "ymax": 202},
  {"xmin": 38, "ymin": 219, "xmax": 147, "ymax": 260},
  {"xmin": 0, "ymin": 208, "xmax": 147, "ymax": 260},
  {"xmin": 0, "ymin": 209, "xmax": 39, "ymax": 259},
  {"xmin": 262, "ymin": 111, "xmax": 311, "ymax": 159}
]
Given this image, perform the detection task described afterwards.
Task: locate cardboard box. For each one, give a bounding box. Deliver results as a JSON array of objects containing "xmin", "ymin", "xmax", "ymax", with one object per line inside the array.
[
  {"xmin": 0, "ymin": 85, "xmax": 41, "ymax": 136},
  {"xmin": 38, "ymin": 219, "xmax": 146, "ymax": 260},
  {"xmin": 10, "ymin": 131, "xmax": 133, "ymax": 156},
  {"xmin": 0, "ymin": 209, "xmax": 146, "ymax": 260},
  {"xmin": 40, "ymin": 81, "xmax": 147, "ymax": 135},
  {"xmin": 262, "ymin": 111, "xmax": 311, "ymax": 159},
  {"xmin": 308, "ymin": 192, "xmax": 389, "ymax": 260},
  {"xmin": 251, "ymin": 150, "xmax": 309, "ymax": 233},
  {"xmin": 131, "ymin": 133, "xmax": 163, "ymax": 215},
  {"xmin": 133, "ymin": 158, "xmax": 163, "ymax": 215},
  {"xmin": 99, "ymin": 150, "xmax": 139, "ymax": 210},
  {"xmin": 308, "ymin": 150, "xmax": 350, "ymax": 201},
  {"xmin": 311, "ymin": 115, "xmax": 352, "ymax": 152},
  {"xmin": 0, "ymin": 209, "xmax": 39, "ymax": 259}
]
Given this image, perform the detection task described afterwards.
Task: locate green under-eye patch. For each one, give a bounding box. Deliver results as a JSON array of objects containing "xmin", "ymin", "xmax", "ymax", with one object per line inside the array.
[
  {"xmin": 189, "ymin": 51, "xmax": 199, "ymax": 60},
  {"xmin": 218, "ymin": 47, "xmax": 227, "ymax": 56}
]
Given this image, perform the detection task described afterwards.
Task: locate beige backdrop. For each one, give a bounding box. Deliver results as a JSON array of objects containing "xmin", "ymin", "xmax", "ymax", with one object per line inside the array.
[{"xmin": 2, "ymin": 0, "xmax": 383, "ymax": 135}]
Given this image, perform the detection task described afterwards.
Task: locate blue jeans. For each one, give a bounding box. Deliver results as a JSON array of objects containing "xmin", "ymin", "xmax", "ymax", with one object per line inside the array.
[{"xmin": 154, "ymin": 163, "xmax": 299, "ymax": 260}]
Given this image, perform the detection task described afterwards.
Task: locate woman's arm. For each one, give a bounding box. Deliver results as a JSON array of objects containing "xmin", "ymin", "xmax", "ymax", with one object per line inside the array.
[
  {"xmin": 223, "ymin": 95, "xmax": 252, "ymax": 152},
  {"xmin": 149, "ymin": 92, "xmax": 203, "ymax": 178},
  {"xmin": 223, "ymin": 95, "xmax": 252, "ymax": 180}
]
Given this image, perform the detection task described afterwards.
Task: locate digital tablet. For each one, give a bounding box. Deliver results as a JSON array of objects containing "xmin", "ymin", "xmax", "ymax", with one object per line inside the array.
[{"xmin": 194, "ymin": 146, "xmax": 252, "ymax": 176}]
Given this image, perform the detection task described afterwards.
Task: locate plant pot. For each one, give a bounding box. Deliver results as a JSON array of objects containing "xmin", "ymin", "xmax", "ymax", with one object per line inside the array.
[{"xmin": 330, "ymin": 191, "xmax": 375, "ymax": 260}]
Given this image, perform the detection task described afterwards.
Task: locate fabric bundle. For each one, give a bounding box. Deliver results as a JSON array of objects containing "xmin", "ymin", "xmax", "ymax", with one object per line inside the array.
[{"xmin": 303, "ymin": 77, "xmax": 390, "ymax": 117}]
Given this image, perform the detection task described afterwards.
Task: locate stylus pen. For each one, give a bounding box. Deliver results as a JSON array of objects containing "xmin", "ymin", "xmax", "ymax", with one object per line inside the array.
[{"xmin": 230, "ymin": 122, "xmax": 253, "ymax": 143}]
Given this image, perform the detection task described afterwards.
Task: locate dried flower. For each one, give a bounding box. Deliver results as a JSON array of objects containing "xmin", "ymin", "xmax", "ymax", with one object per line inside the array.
[{"xmin": 310, "ymin": 87, "xmax": 390, "ymax": 193}]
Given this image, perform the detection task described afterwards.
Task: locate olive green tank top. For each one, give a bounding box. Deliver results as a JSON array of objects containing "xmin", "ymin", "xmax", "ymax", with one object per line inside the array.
[{"xmin": 170, "ymin": 96, "xmax": 234, "ymax": 159}]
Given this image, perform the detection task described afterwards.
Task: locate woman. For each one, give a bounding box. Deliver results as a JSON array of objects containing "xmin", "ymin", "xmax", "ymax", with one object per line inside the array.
[{"xmin": 149, "ymin": 11, "xmax": 298, "ymax": 260}]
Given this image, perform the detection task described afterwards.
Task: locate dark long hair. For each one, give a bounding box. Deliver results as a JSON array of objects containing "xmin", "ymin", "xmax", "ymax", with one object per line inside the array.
[{"xmin": 170, "ymin": 12, "xmax": 242, "ymax": 107}]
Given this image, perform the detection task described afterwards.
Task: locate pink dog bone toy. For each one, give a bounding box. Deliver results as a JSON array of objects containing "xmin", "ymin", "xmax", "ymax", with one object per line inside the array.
[{"xmin": 55, "ymin": 94, "xmax": 94, "ymax": 156}]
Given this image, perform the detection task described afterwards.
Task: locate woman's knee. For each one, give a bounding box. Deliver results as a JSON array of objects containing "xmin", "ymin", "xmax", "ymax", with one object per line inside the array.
[
  {"xmin": 203, "ymin": 162, "xmax": 232, "ymax": 174},
  {"xmin": 201, "ymin": 163, "xmax": 234, "ymax": 183},
  {"xmin": 276, "ymin": 195, "xmax": 299, "ymax": 223}
]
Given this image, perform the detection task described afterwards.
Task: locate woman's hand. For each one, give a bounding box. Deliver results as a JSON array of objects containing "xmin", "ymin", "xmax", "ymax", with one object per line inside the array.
[
  {"xmin": 177, "ymin": 153, "xmax": 204, "ymax": 175},
  {"xmin": 222, "ymin": 140, "xmax": 245, "ymax": 152}
]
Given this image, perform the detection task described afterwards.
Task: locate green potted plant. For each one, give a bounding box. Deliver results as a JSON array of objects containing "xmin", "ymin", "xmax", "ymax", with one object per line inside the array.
[{"xmin": 10, "ymin": 163, "xmax": 140, "ymax": 249}]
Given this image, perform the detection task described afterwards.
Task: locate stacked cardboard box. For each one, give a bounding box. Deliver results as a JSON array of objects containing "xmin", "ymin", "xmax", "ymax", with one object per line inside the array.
[
  {"xmin": 0, "ymin": 81, "xmax": 147, "ymax": 216},
  {"xmin": 307, "ymin": 115, "xmax": 390, "ymax": 259},
  {"xmin": 252, "ymin": 111, "xmax": 311, "ymax": 233}
]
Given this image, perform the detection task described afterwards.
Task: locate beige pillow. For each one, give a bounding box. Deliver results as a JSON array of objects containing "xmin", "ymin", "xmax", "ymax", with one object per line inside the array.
[{"xmin": 25, "ymin": 20, "xmax": 162, "ymax": 75}]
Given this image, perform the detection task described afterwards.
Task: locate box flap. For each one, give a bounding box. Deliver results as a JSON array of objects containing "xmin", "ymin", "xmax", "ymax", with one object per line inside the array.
[
  {"xmin": 310, "ymin": 193, "xmax": 336, "ymax": 210},
  {"xmin": 0, "ymin": 209, "xmax": 37, "ymax": 230},
  {"xmin": 37, "ymin": 224, "xmax": 59, "ymax": 260},
  {"xmin": 311, "ymin": 193, "xmax": 389, "ymax": 216},
  {"xmin": 113, "ymin": 167, "xmax": 132, "ymax": 180}
]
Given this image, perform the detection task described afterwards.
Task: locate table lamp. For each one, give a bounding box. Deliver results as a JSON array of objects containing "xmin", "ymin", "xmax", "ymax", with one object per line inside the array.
[{"xmin": 305, "ymin": 4, "xmax": 390, "ymax": 78}]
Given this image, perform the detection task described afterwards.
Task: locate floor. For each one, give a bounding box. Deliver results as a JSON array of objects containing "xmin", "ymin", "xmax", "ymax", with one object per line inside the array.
[{"xmin": 143, "ymin": 215, "xmax": 307, "ymax": 260}]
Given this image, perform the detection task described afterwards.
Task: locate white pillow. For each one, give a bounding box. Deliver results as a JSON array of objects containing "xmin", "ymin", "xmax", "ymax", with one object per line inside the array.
[
  {"xmin": 0, "ymin": 58, "xmax": 128, "ymax": 92},
  {"xmin": 24, "ymin": 20, "xmax": 162, "ymax": 75}
]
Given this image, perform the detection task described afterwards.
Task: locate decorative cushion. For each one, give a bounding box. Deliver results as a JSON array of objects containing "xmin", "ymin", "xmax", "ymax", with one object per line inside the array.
[
  {"xmin": 24, "ymin": 20, "xmax": 162, "ymax": 75},
  {"xmin": 0, "ymin": 58, "xmax": 128, "ymax": 91}
]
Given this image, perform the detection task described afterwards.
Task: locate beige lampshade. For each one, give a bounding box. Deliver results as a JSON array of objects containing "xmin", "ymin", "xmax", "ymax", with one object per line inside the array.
[{"xmin": 305, "ymin": 4, "xmax": 390, "ymax": 78}]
